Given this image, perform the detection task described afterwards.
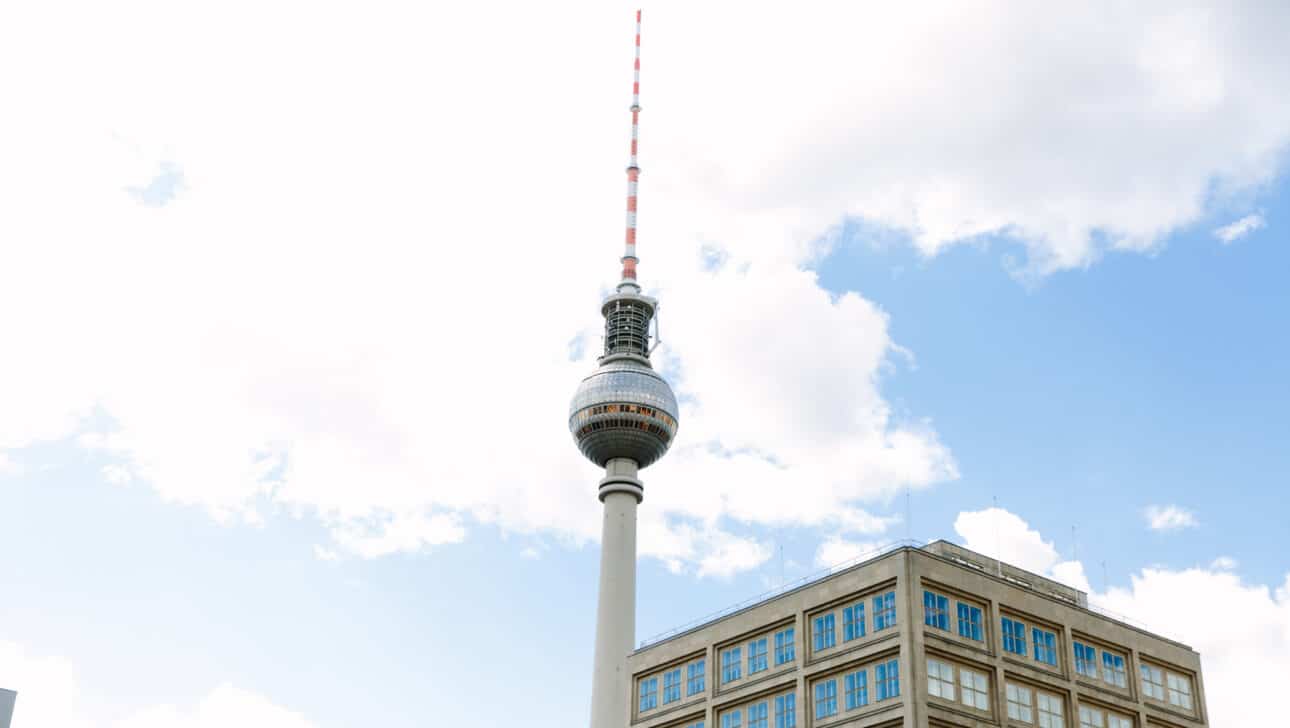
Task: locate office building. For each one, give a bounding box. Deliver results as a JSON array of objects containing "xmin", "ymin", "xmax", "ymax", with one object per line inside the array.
[{"xmin": 626, "ymin": 542, "xmax": 1207, "ymax": 728}]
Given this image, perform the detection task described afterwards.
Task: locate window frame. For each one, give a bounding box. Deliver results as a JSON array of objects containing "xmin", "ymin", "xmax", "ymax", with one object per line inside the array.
[
  {"xmin": 687, "ymin": 659, "xmax": 706, "ymax": 696},
  {"xmin": 1166, "ymin": 671, "xmax": 1194, "ymax": 710},
  {"xmin": 926, "ymin": 657, "xmax": 955, "ymax": 700},
  {"xmin": 875, "ymin": 658, "xmax": 900, "ymax": 701},
  {"xmin": 1073, "ymin": 641, "xmax": 1099, "ymax": 679},
  {"xmin": 1139, "ymin": 664, "xmax": 1165, "ymax": 701},
  {"xmin": 873, "ymin": 591, "xmax": 897, "ymax": 631},
  {"xmin": 957, "ymin": 602, "xmax": 983, "ymax": 641},
  {"xmin": 1101, "ymin": 651, "xmax": 1127, "ymax": 689},
  {"xmin": 721, "ymin": 646, "xmax": 743, "ymax": 684},
  {"xmin": 1037, "ymin": 691, "xmax": 1065, "ymax": 728},
  {"xmin": 1032, "ymin": 626, "xmax": 1058, "ymax": 666},
  {"xmin": 662, "ymin": 668, "xmax": 682, "ymax": 704},
  {"xmin": 843, "ymin": 601, "xmax": 866, "ymax": 642},
  {"xmin": 812, "ymin": 613, "xmax": 836, "ymax": 652},
  {"xmin": 774, "ymin": 692, "xmax": 796, "ymax": 728},
  {"xmin": 1006, "ymin": 682, "xmax": 1034, "ymax": 724},
  {"xmin": 844, "ymin": 668, "xmax": 869, "ymax": 710},
  {"xmin": 746, "ymin": 700, "xmax": 769, "ymax": 728},
  {"xmin": 1002, "ymin": 616, "xmax": 1028, "ymax": 656},
  {"xmin": 774, "ymin": 627, "xmax": 796, "ymax": 666},
  {"xmin": 814, "ymin": 679, "xmax": 838, "ymax": 719},
  {"xmin": 747, "ymin": 638, "xmax": 769, "ymax": 675},
  {"xmin": 923, "ymin": 590, "xmax": 950, "ymax": 631},
  {"xmin": 639, "ymin": 676, "xmax": 659, "ymax": 713},
  {"xmin": 958, "ymin": 667, "xmax": 990, "ymax": 711}
]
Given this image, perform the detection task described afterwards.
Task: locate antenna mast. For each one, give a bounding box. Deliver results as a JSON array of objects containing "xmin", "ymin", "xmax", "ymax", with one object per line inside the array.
[{"xmin": 619, "ymin": 9, "xmax": 642, "ymax": 292}]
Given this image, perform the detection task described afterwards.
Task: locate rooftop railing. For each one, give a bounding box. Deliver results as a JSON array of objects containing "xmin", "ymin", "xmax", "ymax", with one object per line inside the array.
[
  {"xmin": 638, "ymin": 540, "xmax": 922, "ymax": 650},
  {"xmin": 636, "ymin": 539, "xmax": 1182, "ymax": 651}
]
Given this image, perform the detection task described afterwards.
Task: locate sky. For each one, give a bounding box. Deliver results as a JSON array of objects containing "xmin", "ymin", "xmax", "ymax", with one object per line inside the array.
[{"xmin": 1, "ymin": 1, "xmax": 1288, "ymax": 726}]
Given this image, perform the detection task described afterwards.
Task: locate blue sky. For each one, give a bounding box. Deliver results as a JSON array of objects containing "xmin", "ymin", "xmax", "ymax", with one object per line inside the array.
[{"xmin": 2, "ymin": 2, "xmax": 1289, "ymax": 726}]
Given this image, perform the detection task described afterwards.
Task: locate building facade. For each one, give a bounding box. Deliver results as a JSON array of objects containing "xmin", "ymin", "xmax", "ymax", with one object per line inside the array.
[
  {"xmin": 626, "ymin": 542, "xmax": 1206, "ymax": 728},
  {"xmin": 0, "ymin": 688, "xmax": 15, "ymax": 728}
]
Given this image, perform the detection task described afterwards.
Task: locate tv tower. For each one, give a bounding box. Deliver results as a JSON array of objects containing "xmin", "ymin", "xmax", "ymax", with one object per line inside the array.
[{"xmin": 569, "ymin": 10, "xmax": 679, "ymax": 728}]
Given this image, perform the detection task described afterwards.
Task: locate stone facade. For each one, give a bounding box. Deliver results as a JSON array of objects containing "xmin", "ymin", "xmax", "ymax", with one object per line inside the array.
[{"xmin": 626, "ymin": 542, "xmax": 1206, "ymax": 728}]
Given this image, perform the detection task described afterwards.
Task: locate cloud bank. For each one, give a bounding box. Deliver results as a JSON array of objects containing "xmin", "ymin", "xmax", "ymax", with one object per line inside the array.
[
  {"xmin": 954, "ymin": 508, "xmax": 1290, "ymax": 727},
  {"xmin": 2, "ymin": 1, "xmax": 1289, "ymax": 573}
]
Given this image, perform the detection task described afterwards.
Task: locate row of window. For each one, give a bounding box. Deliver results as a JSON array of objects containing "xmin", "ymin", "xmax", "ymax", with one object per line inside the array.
[
  {"xmin": 923, "ymin": 590, "xmax": 987, "ymax": 642},
  {"xmin": 1078, "ymin": 705, "xmax": 1132, "ymax": 728},
  {"xmin": 812, "ymin": 590, "xmax": 896, "ymax": 652},
  {"xmin": 1005, "ymin": 683, "xmax": 1065, "ymax": 728},
  {"xmin": 720, "ymin": 627, "xmax": 795, "ymax": 685},
  {"xmin": 927, "ymin": 657, "xmax": 990, "ymax": 711},
  {"xmin": 1001, "ymin": 615, "xmax": 1059, "ymax": 667},
  {"xmin": 571, "ymin": 402, "xmax": 677, "ymax": 429},
  {"xmin": 1074, "ymin": 640, "xmax": 1126, "ymax": 688},
  {"xmin": 640, "ymin": 659, "xmax": 706, "ymax": 712},
  {"xmin": 1141, "ymin": 663, "xmax": 1193, "ymax": 710},
  {"xmin": 719, "ymin": 693, "xmax": 795, "ymax": 728},
  {"xmin": 812, "ymin": 658, "xmax": 900, "ymax": 720}
]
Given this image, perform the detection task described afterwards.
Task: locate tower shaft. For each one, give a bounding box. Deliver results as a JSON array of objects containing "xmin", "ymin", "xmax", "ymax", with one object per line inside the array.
[
  {"xmin": 589, "ymin": 458, "xmax": 642, "ymax": 728},
  {"xmin": 578, "ymin": 12, "xmax": 676, "ymax": 728}
]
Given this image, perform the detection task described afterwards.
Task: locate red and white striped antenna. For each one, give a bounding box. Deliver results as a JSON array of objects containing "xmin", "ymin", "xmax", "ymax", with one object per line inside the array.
[{"xmin": 619, "ymin": 9, "xmax": 643, "ymax": 292}]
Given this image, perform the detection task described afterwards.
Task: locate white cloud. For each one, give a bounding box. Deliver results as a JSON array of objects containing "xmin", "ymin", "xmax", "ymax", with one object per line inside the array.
[
  {"xmin": 814, "ymin": 537, "xmax": 885, "ymax": 572},
  {"xmin": 2, "ymin": 1, "xmax": 1289, "ymax": 572},
  {"xmin": 1097, "ymin": 568, "xmax": 1290, "ymax": 726},
  {"xmin": 1210, "ymin": 555, "xmax": 1239, "ymax": 570},
  {"xmin": 953, "ymin": 508, "xmax": 1290, "ymax": 728},
  {"xmin": 1214, "ymin": 213, "xmax": 1266, "ymax": 243},
  {"xmin": 954, "ymin": 508, "xmax": 1091, "ymax": 591},
  {"xmin": 0, "ymin": 641, "xmax": 313, "ymax": 728},
  {"xmin": 113, "ymin": 685, "xmax": 317, "ymax": 728},
  {"xmin": 0, "ymin": 641, "xmax": 92, "ymax": 728},
  {"xmin": 1144, "ymin": 504, "xmax": 1200, "ymax": 531}
]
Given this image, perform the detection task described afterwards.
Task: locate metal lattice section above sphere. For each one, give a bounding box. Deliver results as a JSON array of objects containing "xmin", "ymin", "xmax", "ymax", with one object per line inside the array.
[{"xmin": 569, "ymin": 357, "xmax": 678, "ymax": 469}]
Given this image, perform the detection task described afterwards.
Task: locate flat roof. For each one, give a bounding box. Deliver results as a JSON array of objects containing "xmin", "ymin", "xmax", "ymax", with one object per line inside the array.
[{"xmin": 633, "ymin": 539, "xmax": 1194, "ymax": 656}]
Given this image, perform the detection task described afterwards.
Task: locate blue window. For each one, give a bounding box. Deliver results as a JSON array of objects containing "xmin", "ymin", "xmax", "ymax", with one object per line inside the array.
[
  {"xmin": 687, "ymin": 660, "xmax": 706, "ymax": 695},
  {"xmin": 957, "ymin": 603, "xmax": 983, "ymax": 641},
  {"xmin": 1074, "ymin": 641, "xmax": 1099, "ymax": 678},
  {"xmin": 639, "ymin": 677, "xmax": 658, "ymax": 712},
  {"xmin": 873, "ymin": 591, "xmax": 896, "ymax": 631},
  {"xmin": 1032, "ymin": 628, "xmax": 1057, "ymax": 666},
  {"xmin": 813, "ymin": 614, "xmax": 836, "ymax": 651},
  {"xmin": 688, "ymin": 723, "xmax": 705, "ymax": 728},
  {"xmin": 1102, "ymin": 651, "xmax": 1127, "ymax": 688},
  {"xmin": 876, "ymin": 658, "xmax": 900, "ymax": 700},
  {"xmin": 923, "ymin": 591, "xmax": 950, "ymax": 630},
  {"xmin": 721, "ymin": 709, "xmax": 742, "ymax": 728},
  {"xmin": 845, "ymin": 669, "xmax": 869, "ymax": 710},
  {"xmin": 748, "ymin": 638, "xmax": 769, "ymax": 674},
  {"xmin": 843, "ymin": 602, "xmax": 866, "ymax": 641},
  {"xmin": 747, "ymin": 701, "xmax": 769, "ymax": 728},
  {"xmin": 814, "ymin": 679, "xmax": 838, "ymax": 719},
  {"xmin": 663, "ymin": 668, "xmax": 681, "ymax": 704},
  {"xmin": 722, "ymin": 647, "xmax": 742, "ymax": 683},
  {"xmin": 774, "ymin": 693, "xmax": 796, "ymax": 728},
  {"xmin": 1002, "ymin": 617, "xmax": 1027, "ymax": 655},
  {"xmin": 774, "ymin": 628, "xmax": 795, "ymax": 665}
]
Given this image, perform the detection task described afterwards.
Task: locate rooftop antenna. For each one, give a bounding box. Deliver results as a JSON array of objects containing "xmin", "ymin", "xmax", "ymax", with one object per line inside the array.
[
  {"xmin": 992, "ymin": 496, "xmax": 1002, "ymax": 576},
  {"xmin": 619, "ymin": 9, "xmax": 643, "ymax": 293},
  {"xmin": 905, "ymin": 486, "xmax": 912, "ymax": 542}
]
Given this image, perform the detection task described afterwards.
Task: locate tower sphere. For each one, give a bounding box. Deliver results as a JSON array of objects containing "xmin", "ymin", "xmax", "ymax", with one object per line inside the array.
[{"xmin": 569, "ymin": 355, "xmax": 678, "ymax": 469}]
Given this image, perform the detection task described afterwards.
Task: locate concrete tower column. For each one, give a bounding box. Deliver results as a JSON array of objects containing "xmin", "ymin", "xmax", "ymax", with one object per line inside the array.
[{"xmin": 590, "ymin": 458, "xmax": 643, "ymax": 728}]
